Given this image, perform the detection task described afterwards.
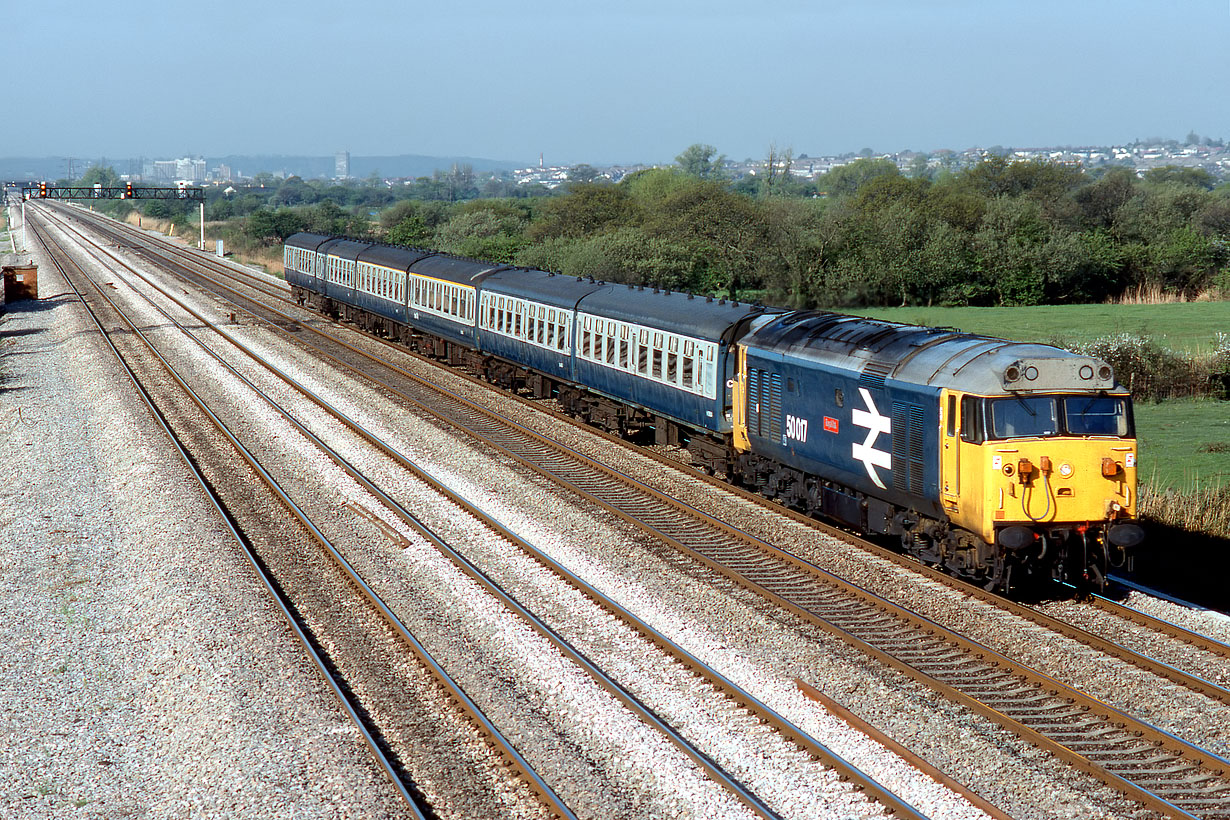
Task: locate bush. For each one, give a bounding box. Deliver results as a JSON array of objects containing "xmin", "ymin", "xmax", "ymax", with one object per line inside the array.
[{"xmin": 1067, "ymin": 333, "xmax": 1208, "ymax": 400}]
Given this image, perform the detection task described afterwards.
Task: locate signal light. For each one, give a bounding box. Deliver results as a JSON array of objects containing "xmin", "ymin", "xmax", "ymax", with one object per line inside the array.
[
  {"xmin": 39, "ymin": 181, "xmax": 47, "ymax": 197},
  {"xmin": 125, "ymin": 182, "xmax": 133, "ymax": 199}
]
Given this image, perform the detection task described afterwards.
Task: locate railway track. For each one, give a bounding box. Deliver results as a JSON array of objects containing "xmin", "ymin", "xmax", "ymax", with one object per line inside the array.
[
  {"xmin": 33, "ymin": 206, "xmax": 936, "ymax": 819},
  {"xmin": 30, "ymin": 210, "xmax": 587, "ymax": 820},
  {"xmin": 55, "ymin": 204, "xmax": 1230, "ymax": 671},
  {"xmin": 48, "ymin": 204, "xmax": 1230, "ymax": 819}
]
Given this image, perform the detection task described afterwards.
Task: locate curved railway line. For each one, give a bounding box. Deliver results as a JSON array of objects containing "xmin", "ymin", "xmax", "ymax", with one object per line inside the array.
[
  {"xmin": 41, "ymin": 203, "xmax": 1230, "ymax": 819},
  {"xmin": 31, "ymin": 208, "xmax": 932, "ymax": 818}
]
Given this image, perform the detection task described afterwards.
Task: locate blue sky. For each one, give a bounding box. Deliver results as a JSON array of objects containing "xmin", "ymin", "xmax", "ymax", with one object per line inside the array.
[{"xmin": 8, "ymin": 0, "xmax": 1228, "ymax": 164}]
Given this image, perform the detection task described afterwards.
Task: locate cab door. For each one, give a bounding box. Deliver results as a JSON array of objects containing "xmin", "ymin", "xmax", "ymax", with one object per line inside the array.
[{"xmin": 940, "ymin": 390, "xmax": 961, "ymax": 515}]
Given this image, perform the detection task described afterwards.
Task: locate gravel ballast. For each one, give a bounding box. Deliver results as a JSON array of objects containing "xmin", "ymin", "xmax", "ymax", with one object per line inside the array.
[
  {"xmin": 12, "ymin": 204, "xmax": 1221, "ymax": 820},
  {"xmin": 0, "ymin": 216, "xmax": 409, "ymax": 819}
]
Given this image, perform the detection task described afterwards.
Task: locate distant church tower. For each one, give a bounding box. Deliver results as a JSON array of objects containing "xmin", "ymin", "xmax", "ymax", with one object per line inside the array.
[{"xmin": 335, "ymin": 150, "xmax": 351, "ymax": 180}]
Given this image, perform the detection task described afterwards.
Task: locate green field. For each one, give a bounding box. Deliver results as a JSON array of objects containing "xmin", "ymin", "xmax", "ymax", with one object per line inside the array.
[
  {"xmin": 850, "ymin": 302, "xmax": 1230, "ymax": 491},
  {"xmin": 850, "ymin": 302, "xmax": 1230, "ymax": 355},
  {"xmin": 1134, "ymin": 400, "xmax": 1230, "ymax": 491}
]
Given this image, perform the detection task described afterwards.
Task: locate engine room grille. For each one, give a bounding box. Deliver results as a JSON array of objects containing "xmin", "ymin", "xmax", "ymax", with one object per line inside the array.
[
  {"xmin": 860, "ymin": 360, "xmax": 892, "ymax": 390},
  {"xmin": 891, "ymin": 401, "xmax": 926, "ymax": 495},
  {"xmin": 747, "ymin": 368, "xmax": 782, "ymax": 440}
]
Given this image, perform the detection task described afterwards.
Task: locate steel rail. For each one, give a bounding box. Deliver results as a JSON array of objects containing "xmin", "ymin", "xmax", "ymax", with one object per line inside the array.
[
  {"xmin": 47, "ymin": 204, "xmax": 1230, "ymax": 819},
  {"xmin": 27, "ymin": 216, "xmax": 433, "ymax": 818},
  {"xmin": 46, "ymin": 203, "xmax": 928, "ymax": 820},
  {"xmin": 59, "ymin": 204, "xmax": 1230, "ymax": 675},
  {"xmin": 29, "ymin": 214, "xmax": 568, "ymax": 820}
]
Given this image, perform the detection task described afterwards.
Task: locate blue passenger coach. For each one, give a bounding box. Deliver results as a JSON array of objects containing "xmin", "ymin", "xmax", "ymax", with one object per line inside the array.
[
  {"xmin": 477, "ymin": 269, "xmax": 604, "ymax": 388},
  {"xmin": 283, "ymin": 231, "xmax": 330, "ymax": 292},
  {"xmin": 571, "ymin": 285, "xmax": 773, "ymax": 438}
]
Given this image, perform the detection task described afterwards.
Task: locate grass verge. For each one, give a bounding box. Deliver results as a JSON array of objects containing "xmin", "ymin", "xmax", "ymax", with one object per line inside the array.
[{"xmin": 851, "ymin": 302, "xmax": 1230, "ymax": 355}]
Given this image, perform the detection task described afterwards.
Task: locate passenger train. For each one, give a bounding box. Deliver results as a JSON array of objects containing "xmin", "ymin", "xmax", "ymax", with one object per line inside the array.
[{"xmin": 284, "ymin": 232, "xmax": 1144, "ymax": 593}]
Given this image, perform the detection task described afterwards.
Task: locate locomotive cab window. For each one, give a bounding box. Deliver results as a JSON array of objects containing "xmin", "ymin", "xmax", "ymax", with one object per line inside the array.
[
  {"xmin": 989, "ymin": 396, "xmax": 1059, "ymax": 439},
  {"xmin": 960, "ymin": 396, "xmax": 983, "ymax": 444},
  {"xmin": 1063, "ymin": 396, "xmax": 1133, "ymax": 437},
  {"xmin": 981, "ymin": 394, "xmax": 1133, "ymax": 439}
]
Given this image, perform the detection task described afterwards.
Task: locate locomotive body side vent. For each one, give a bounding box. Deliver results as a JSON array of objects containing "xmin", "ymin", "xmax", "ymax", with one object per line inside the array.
[
  {"xmin": 860, "ymin": 360, "xmax": 892, "ymax": 390},
  {"xmin": 891, "ymin": 401, "xmax": 926, "ymax": 495}
]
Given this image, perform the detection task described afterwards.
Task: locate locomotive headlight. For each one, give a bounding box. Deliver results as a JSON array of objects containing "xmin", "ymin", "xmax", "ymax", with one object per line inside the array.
[{"xmin": 1058, "ymin": 462, "xmax": 1073, "ymax": 478}]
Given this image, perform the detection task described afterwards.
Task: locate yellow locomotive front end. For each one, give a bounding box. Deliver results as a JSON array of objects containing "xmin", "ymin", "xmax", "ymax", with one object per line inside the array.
[{"xmin": 940, "ymin": 359, "xmax": 1143, "ymax": 590}]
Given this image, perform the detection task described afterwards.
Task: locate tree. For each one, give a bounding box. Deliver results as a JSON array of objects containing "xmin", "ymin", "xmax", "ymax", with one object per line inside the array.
[
  {"xmin": 762, "ymin": 144, "xmax": 794, "ymax": 197},
  {"xmin": 820, "ymin": 158, "xmax": 900, "ymax": 198},
  {"xmin": 528, "ymin": 184, "xmax": 640, "ymax": 241},
  {"xmin": 566, "ymin": 164, "xmax": 601, "ymax": 185},
  {"xmin": 79, "ymin": 165, "xmax": 120, "ymax": 187},
  {"xmin": 644, "ymin": 180, "xmax": 784, "ymax": 298},
  {"xmin": 1073, "ymin": 167, "xmax": 1137, "ymax": 230},
  {"xmin": 245, "ymin": 207, "xmax": 304, "ymax": 244},
  {"xmin": 272, "ymin": 176, "xmax": 316, "ymax": 207},
  {"xmin": 433, "ymin": 209, "xmax": 526, "ymax": 262},
  {"xmin": 1143, "ymin": 166, "xmax": 1216, "ymax": 190},
  {"xmin": 674, "ymin": 144, "xmax": 726, "ymax": 179}
]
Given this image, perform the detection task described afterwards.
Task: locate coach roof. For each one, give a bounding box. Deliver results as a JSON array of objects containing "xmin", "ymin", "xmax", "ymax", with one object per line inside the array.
[
  {"xmin": 578, "ymin": 284, "xmax": 775, "ymax": 342},
  {"xmin": 481, "ymin": 267, "xmax": 607, "ymax": 309}
]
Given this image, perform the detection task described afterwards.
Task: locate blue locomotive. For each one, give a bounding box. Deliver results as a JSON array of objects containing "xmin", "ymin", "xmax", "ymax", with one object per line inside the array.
[{"xmin": 285, "ymin": 232, "xmax": 1142, "ymax": 592}]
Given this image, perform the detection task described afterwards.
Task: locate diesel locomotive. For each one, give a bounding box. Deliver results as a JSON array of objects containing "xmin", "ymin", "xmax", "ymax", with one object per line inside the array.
[{"xmin": 284, "ymin": 232, "xmax": 1143, "ymax": 592}]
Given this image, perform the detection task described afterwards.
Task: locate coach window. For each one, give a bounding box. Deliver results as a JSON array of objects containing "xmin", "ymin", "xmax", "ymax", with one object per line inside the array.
[{"xmin": 619, "ymin": 326, "xmax": 630, "ymax": 369}]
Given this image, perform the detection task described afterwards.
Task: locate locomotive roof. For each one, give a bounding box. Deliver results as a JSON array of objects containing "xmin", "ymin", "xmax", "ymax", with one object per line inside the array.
[
  {"xmin": 577, "ymin": 284, "xmax": 776, "ymax": 342},
  {"xmin": 481, "ymin": 268, "xmax": 607, "ymax": 308},
  {"xmin": 747, "ymin": 311, "xmax": 1122, "ymax": 395}
]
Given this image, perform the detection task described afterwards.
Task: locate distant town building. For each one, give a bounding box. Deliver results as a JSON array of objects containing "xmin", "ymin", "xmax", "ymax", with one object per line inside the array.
[
  {"xmin": 335, "ymin": 150, "xmax": 350, "ymax": 180},
  {"xmin": 145, "ymin": 157, "xmax": 206, "ymax": 183}
]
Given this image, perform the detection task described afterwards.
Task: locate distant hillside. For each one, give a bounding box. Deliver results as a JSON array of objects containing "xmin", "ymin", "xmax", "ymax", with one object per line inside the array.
[{"xmin": 1, "ymin": 154, "xmax": 524, "ymax": 182}]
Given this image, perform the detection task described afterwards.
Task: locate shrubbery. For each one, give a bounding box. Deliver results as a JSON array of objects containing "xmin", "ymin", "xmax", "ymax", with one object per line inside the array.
[{"xmin": 1066, "ymin": 332, "xmax": 1230, "ymax": 400}]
